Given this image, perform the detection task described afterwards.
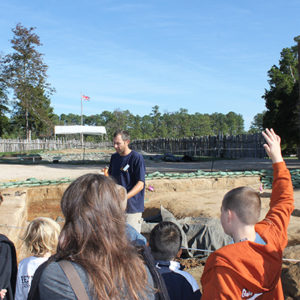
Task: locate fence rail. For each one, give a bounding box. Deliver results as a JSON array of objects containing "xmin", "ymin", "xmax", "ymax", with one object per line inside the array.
[
  {"xmin": 131, "ymin": 133, "xmax": 265, "ymax": 159},
  {"xmin": 0, "ymin": 139, "xmax": 112, "ymax": 153},
  {"xmin": 0, "ymin": 134, "xmax": 265, "ymax": 159}
]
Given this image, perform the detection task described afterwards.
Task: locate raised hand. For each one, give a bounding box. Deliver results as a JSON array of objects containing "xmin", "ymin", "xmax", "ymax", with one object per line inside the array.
[{"xmin": 262, "ymin": 128, "xmax": 283, "ymax": 164}]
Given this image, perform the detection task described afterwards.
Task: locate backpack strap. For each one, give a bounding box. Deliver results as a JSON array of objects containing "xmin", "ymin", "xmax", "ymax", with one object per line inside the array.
[{"xmin": 58, "ymin": 260, "xmax": 89, "ymax": 300}]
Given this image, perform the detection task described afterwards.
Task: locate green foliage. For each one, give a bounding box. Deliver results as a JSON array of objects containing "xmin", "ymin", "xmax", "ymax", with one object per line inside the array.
[
  {"xmin": 0, "ymin": 60, "xmax": 10, "ymax": 136},
  {"xmin": 249, "ymin": 112, "xmax": 265, "ymax": 133},
  {"xmin": 1, "ymin": 23, "xmax": 55, "ymax": 138},
  {"xmin": 52, "ymin": 106, "xmax": 245, "ymax": 141},
  {"xmin": 262, "ymin": 46, "xmax": 299, "ymax": 152}
]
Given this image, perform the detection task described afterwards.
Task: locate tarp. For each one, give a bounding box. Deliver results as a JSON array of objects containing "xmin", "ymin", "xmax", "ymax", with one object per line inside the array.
[
  {"xmin": 54, "ymin": 125, "xmax": 106, "ymax": 135},
  {"xmin": 142, "ymin": 206, "xmax": 231, "ymax": 258}
]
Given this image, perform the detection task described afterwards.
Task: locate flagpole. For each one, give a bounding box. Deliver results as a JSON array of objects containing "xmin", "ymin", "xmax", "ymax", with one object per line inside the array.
[{"xmin": 80, "ymin": 94, "xmax": 83, "ymax": 149}]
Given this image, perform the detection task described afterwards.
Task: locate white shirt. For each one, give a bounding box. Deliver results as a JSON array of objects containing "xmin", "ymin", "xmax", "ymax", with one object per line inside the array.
[{"xmin": 15, "ymin": 256, "xmax": 48, "ymax": 300}]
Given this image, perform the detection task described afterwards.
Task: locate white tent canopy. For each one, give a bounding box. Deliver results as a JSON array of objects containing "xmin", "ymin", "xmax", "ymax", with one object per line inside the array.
[{"xmin": 55, "ymin": 125, "xmax": 106, "ymax": 135}]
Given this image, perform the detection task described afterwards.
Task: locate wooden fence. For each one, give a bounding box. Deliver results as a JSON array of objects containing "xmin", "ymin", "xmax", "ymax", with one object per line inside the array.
[
  {"xmin": 0, "ymin": 134, "xmax": 265, "ymax": 158},
  {"xmin": 131, "ymin": 134, "xmax": 265, "ymax": 159},
  {"xmin": 0, "ymin": 139, "xmax": 112, "ymax": 153}
]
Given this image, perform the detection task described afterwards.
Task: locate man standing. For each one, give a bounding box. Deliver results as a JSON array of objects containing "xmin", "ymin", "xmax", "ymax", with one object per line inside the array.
[{"xmin": 108, "ymin": 130, "xmax": 145, "ymax": 233}]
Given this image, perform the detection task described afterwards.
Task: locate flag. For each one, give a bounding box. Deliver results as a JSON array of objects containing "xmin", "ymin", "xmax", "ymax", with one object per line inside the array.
[{"xmin": 82, "ymin": 95, "xmax": 90, "ymax": 101}]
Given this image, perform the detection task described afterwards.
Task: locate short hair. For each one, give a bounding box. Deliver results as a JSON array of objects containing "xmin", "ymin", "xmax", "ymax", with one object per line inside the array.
[
  {"xmin": 149, "ymin": 221, "xmax": 182, "ymax": 261},
  {"xmin": 113, "ymin": 130, "xmax": 130, "ymax": 141},
  {"xmin": 22, "ymin": 217, "xmax": 61, "ymax": 257},
  {"xmin": 222, "ymin": 186, "xmax": 261, "ymax": 225}
]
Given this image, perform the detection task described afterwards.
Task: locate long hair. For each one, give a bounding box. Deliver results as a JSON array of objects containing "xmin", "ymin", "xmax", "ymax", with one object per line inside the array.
[{"xmin": 56, "ymin": 174, "xmax": 148, "ymax": 300}]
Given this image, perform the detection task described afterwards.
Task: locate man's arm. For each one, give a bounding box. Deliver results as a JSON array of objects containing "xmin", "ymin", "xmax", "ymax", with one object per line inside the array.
[
  {"xmin": 127, "ymin": 180, "xmax": 144, "ymax": 199},
  {"xmin": 127, "ymin": 153, "xmax": 145, "ymax": 199}
]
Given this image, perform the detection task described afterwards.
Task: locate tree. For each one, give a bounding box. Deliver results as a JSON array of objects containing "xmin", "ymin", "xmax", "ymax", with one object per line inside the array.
[
  {"xmin": 225, "ymin": 112, "xmax": 244, "ymax": 135},
  {"xmin": 150, "ymin": 105, "xmax": 168, "ymax": 138},
  {"xmin": 210, "ymin": 113, "xmax": 229, "ymax": 135},
  {"xmin": 0, "ymin": 56, "xmax": 10, "ymax": 136},
  {"xmin": 262, "ymin": 47, "xmax": 299, "ymax": 152},
  {"xmin": 249, "ymin": 112, "xmax": 265, "ymax": 133},
  {"xmin": 11, "ymin": 85, "xmax": 55, "ymax": 137},
  {"xmin": 0, "ymin": 85, "xmax": 9, "ymax": 137},
  {"xmin": 2, "ymin": 23, "xmax": 55, "ymax": 139}
]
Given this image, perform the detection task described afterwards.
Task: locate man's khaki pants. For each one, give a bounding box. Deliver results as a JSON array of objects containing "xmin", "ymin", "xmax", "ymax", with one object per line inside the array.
[{"xmin": 126, "ymin": 213, "xmax": 143, "ymax": 233}]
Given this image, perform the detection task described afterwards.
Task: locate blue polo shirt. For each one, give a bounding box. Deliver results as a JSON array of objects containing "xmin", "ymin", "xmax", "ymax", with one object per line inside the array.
[{"xmin": 109, "ymin": 150, "xmax": 145, "ymax": 213}]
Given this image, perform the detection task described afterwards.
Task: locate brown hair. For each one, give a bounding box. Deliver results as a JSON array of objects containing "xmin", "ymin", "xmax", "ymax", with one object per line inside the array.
[
  {"xmin": 56, "ymin": 174, "xmax": 148, "ymax": 300},
  {"xmin": 222, "ymin": 186, "xmax": 261, "ymax": 225},
  {"xmin": 22, "ymin": 217, "xmax": 60, "ymax": 257},
  {"xmin": 113, "ymin": 130, "xmax": 130, "ymax": 141}
]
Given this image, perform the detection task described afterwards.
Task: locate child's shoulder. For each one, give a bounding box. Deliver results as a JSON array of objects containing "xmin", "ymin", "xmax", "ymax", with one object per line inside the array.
[
  {"xmin": 169, "ymin": 261, "xmax": 199, "ymax": 291},
  {"xmin": 19, "ymin": 256, "xmax": 48, "ymax": 268}
]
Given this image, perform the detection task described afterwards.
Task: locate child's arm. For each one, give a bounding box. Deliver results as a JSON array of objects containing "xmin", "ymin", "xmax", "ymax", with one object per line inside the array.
[
  {"xmin": 259, "ymin": 129, "xmax": 294, "ymax": 248},
  {"xmin": 262, "ymin": 128, "xmax": 283, "ymax": 163}
]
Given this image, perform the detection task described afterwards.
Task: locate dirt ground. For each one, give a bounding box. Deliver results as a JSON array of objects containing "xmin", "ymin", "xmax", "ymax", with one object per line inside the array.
[{"xmin": 1, "ymin": 157, "xmax": 300, "ymax": 296}]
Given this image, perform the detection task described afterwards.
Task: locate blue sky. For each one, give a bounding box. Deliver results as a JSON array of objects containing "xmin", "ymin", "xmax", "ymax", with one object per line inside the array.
[{"xmin": 0, "ymin": 0, "xmax": 300, "ymax": 130}]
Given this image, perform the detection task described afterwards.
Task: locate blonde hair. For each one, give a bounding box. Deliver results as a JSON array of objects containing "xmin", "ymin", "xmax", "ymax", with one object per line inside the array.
[{"xmin": 22, "ymin": 217, "xmax": 61, "ymax": 257}]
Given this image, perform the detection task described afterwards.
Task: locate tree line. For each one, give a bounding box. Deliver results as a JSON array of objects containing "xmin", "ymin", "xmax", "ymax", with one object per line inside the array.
[
  {"xmin": 0, "ymin": 24, "xmax": 299, "ymax": 153},
  {"xmin": 58, "ymin": 106, "xmax": 245, "ymax": 141}
]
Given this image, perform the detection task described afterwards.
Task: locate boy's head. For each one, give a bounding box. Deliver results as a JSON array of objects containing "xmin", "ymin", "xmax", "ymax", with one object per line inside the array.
[
  {"xmin": 221, "ymin": 186, "xmax": 261, "ymax": 234},
  {"xmin": 149, "ymin": 221, "xmax": 182, "ymax": 261},
  {"xmin": 22, "ymin": 217, "xmax": 61, "ymax": 257}
]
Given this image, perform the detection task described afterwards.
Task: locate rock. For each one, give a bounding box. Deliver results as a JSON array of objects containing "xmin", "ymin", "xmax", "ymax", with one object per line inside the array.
[{"xmin": 282, "ymin": 262, "xmax": 300, "ymax": 299}]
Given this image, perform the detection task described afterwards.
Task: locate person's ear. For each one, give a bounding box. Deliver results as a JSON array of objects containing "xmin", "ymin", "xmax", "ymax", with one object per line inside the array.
[{"xmin": 227, "ymin": 209, "xmax": 234, "ymax": 223}]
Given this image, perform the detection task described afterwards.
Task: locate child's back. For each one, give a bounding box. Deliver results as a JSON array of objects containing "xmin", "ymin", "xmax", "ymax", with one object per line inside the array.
[
  {"xmin": 15, "ymin": 217, "xmax": 60, "ymax": 300},
  {"xmin": 201, "ymin": 129, "xmax": 294, "ymax": 299},
  {"xmin": 149, "ymin": 221, "xmax": 201, "ymax": 300},
  {"xmin": 15, "ymin": 256, "xmax": 48, "ymax": 300}
]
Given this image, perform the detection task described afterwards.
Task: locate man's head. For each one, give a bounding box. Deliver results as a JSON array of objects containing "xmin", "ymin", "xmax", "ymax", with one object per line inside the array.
[
  {"xmin": 113, "ymin": 130, "xmax": 130, "ymax": 156},
  {"xmin": 149, "ymin": 221, "xmax": 182, "ymax": 261},
  {"xmin": 221, "ymin": 186, "xmax": 261, "ymax": 235}
]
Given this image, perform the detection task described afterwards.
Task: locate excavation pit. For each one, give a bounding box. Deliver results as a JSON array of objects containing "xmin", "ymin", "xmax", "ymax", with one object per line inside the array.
[
  {"xmin": 0, "ymin": 175, "xmax": 261, "ymax": 259},
  {"xmin": 2, "ymin": 172, "xmax": 300, "ymax": 297}
]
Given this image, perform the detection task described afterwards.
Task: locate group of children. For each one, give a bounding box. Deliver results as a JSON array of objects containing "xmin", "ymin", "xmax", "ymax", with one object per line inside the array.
[{"xmin": 0, "ymin": 128, "xmax": 294, "ymax": 299}]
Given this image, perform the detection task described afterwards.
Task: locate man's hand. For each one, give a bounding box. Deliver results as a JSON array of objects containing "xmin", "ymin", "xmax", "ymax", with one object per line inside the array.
[
  {"xmin": 262, "ymin": 128, "xmax": 283, "ymax": 164},
  {"xmin": 127, "ymin": 181, "xmax": 144, "ymax": 199},
  {"xmin": 0, "ymin": 289, "xmax": 7, "ymax": 300},
  {"xmin": 100, "ymin": 167, "xmax": 109, "ymax": 177}
]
